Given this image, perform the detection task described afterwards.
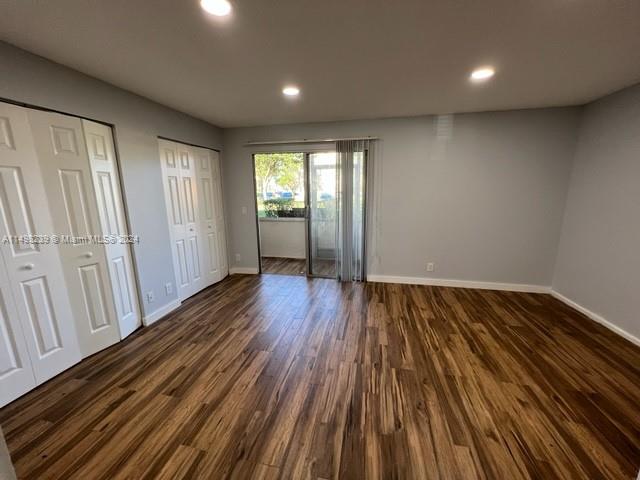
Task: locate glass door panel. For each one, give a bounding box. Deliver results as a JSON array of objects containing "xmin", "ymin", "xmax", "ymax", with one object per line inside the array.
[
  {"xmin": 253, "ymin": 152, "xmax": 307, "ymax": 275},
  {"xmin": 308, "ymin": 152, "xmax": 337, "ymax": 278}
]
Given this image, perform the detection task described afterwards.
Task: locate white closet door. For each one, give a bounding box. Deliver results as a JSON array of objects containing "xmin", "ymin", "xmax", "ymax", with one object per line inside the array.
[
  {"xmin": 82, "ymin": 120, "xmax": 141, "ymax": 339},
  {"xmin": 159, "ymin": 140, "xmax": 192, "ymax": 301},
  {"xmin": 0, "ymin": 251, "xmax": 36, "ymax": 407},
  {"xmin": 211, "ymin": 152, "xmax": 228, "ymax": 277},
  {"xmin": 177, "ymin": 144, "xmax": 205, "ymax": 298},
  {"xmin": 194, "ymin": 147, "xmax": 221, "ymax": 284},
  {"xmin": 160, "ymin": 140, "xmax": 207, "ymax": 301},
  {"xmin": 27, "ymin": 110, "xmax": 120, "ymax": 358},
  {"xmin": 159, "ymin": 140, "xmax": 187, "ymax": 300},
  {"xmin": 0, "ymin": 103, "xmax": 81, "ymax": 384}
]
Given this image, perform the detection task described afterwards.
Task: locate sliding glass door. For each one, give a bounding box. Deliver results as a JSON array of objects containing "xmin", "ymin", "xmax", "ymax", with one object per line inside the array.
[
  {"xmin": 253, "ymin": 145, "xmax": 369, "ymax": 281},
  {"xmin": 253, "ymin": 152, "xmax": 307, "ymax": 276},
  {"xmin": 307, "ymin": 152, "xmax": 338, "ymax": 277}
]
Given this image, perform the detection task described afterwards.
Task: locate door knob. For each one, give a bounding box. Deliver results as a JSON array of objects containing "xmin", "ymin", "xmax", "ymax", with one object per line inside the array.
[
  {"xmin": 85, "ymin": 252, "xmax": 94, "ymax": 258},
  {"xmin": 189, "ymin": 228, "xmax": 194, "ymax": 232},
  {"xmin": 22, "ymin": 263, "xmax": 35, "ymax": 270}
]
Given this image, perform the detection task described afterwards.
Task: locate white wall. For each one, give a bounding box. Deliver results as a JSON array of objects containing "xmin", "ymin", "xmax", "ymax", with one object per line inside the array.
[
  {"xmin": 0, "ymin": 41, "xmax": 223, "ymax": 318},
  {"xmin": 553, "ymin": 84, "xmax": 640, "ymax": 342},
  {"xmin": 223, "ymin": 108, "xmax": 581, "ymax": 287},
  {"xmin": 259, "ymin": 218, "xmax": 306, "ymax": 258}
]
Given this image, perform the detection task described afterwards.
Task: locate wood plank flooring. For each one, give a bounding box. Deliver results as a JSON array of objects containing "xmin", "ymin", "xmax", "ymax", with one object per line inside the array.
[
  {"xmin": 261, "ymin": 257, "xmax": 306, "ymax": 275},
  {"xmin": 1, "ymin": 274, "xmax": 639, "ymax": 479},
  {"xmin": 261, "ymin": 257, "xmax": 336, "ymax": 277}
]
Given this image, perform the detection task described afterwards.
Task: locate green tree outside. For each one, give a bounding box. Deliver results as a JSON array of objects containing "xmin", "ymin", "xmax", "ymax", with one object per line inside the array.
[{"xmin": 254, "ymin": 152, "xmax": 305, "ymax": 217}]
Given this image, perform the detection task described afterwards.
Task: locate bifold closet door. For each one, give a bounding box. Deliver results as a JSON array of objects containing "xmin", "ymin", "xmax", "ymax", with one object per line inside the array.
[
  {"xmin": 0, "ymin": 103, "xmax": 81, "ymax": 386},
  {"xmin": 159, "ymin": 140, "xmax": 190, "ymax": 301},
  {"xmin": 194, "ymin": 147, "xmax": 221, "ymax": 284},
  {"xmin": 211, "ymin": 151, "xmax": 228, "ymax": 277},
  {"xmin": 0, "ymin": 254, "xmax": 36, "ymax": 406},
  {"xmin": 160, "ymin": 140, "xmax": 227, "ymax": 301},
  {"xmin": 82, "ymin": 120, "xmax": 141, "ymax": 339},
  {"xmin": 159, "ymin": 140, "xmax": 203, "ymax": 301},
  {"xmin": 177, "ymin": 143, "xmax": 205, "ymax": 298},
  {"xmin": 27, "ymin": 110, "xmax": 121, "ymax": 358}
]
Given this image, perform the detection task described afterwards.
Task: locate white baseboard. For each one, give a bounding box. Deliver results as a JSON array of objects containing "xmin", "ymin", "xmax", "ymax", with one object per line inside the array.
[
  {"xmin": 143, "ymin": 299, "xmax": 181, "ymax": 326},
  {"xmin": 366, "ymin": 275, "xmax": 550, "ymax": 294},
  {"xmin": 229, "ymin": 267, "xmax": 259, "ymax": 275},
  {"xmin": 365, "ymin": 275, "xmax": 638, "ymax": 346},
  {"xmin": 550, "ymin": 290, "xmax": 640, "ymax": 347}
]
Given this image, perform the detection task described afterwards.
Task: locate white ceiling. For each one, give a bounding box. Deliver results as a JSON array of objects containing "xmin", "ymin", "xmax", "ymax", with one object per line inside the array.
[{"xmin": 1, "ymin": 0, "xmax": 640, "ymax": 128}]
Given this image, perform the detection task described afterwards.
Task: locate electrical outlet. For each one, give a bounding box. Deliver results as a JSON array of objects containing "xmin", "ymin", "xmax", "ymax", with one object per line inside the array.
[
  {"xmin": 235, "ymin": 253, "xmax": 241, "ymax": 262},
  {"xmin": 427, "ymin": 262, "xmax": 435, "ymax": 272},
  {"xmin": 241, "ymin": 206, "xmax": 248, "ymax": 215},
  {"xmin": 165, "ymin": 282, "xmax": 173, "ymax": 295},
  {"xmin": 146, "ymin": 291, "xmax": 155, "ymax": 303}
]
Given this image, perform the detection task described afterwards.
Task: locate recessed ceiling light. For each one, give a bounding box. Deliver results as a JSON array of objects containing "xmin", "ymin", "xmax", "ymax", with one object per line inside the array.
[
  {"xmin": 200, "ymin": 0, "xmax": 232, "ymax": 16},
  {"xmin": 282, "ymin": 86, "xmax": 300, "ymax": 97},
  {"xmin": 470, "ymin": 67, "xmax": 495, "ymax": 81}
]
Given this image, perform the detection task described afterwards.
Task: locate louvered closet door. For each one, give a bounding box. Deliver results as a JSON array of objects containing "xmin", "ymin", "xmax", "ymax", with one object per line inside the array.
[
  {"xmin": 0, "ymin": 103, "xmax": 81, "ymax": 384},
  {"xmin": 82, "ymin": 120, "xmax": 141, "ymax": 339},
  {"xmin": 211, "ymin": 152, "xmax": 228, "ymax": 277},
  {"xmin": 194, "ymin": 147, "xmax": 221, "ymax": 284},
  {"xmin": 27, "ymin": 110, "xmax": 120, "ymax": 358}
]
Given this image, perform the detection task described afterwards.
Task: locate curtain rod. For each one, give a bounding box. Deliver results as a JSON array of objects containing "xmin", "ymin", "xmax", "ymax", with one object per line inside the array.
[{"xmin": 244, "ymin": 136, "xmax": 378, "ymax": 146}]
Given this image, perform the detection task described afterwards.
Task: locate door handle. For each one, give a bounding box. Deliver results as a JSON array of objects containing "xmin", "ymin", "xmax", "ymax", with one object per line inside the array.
[
  {"xmin": 84, "ymin": 252, "xmax": 94, "ymax": 258},
  {"xmin": 22, "ymin": 263, "xmax": 35, "ymax": 270}
]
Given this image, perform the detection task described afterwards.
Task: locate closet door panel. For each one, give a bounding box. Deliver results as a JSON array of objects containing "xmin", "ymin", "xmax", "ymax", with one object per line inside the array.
[
  {"xmin": 82, "ymin": 120, "xmax": 141, "ymax": 339},
  {"xmin": 77, "ymin": 264, "xmax": 110, "ymax": 331},
  {"xmin": 189, "ymin": 235, "xmax": 201, "ymax": 281},
  {"xmin": 195, "ymin": 148, "xmax": 220, "ymax": 284},
  {"xmin": 111, "ymin": 256, "xmax": 134, "ymax": 322},
  {"xmin": 176, "ymin": 239, "xmax": 189, "ymax": 288},
  {"xmin": 177, "ymin": 145, "xmax": 204, "ymax": 296},
  {"xmin": 161, "ymin": 141, "xmax": 225, "ymax": 301},
  {"xmin": 0, "ymin": 103, "xmax": 80, "ymax": 384},
  {"xmin": 27, "ymin": 110, "xmax": 120, "ymax": 358},
  {"xmin": 211, "ymin": 152, "xmax": 228, "ymax": 276},
  {"xmin": 0, "ymin": 260, "xmax": 36, "ymax": 407},
  {"xmin": 168, "ymin": 176, "xmax": 183, "ymax": 226},
  {"xmin": 0, "ymin": 166, "xmax": 38, "ymax": 253},
  {"xmin": 160, "ymin": 140, "xmax": 192, "ymax": 301},
  {"xmin": 207, "ymin": 231, "xmax": 220, "ymax": 275}
]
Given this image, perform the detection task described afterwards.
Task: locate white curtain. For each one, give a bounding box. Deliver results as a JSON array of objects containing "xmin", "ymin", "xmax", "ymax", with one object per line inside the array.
[{"xmin": 335, "ymin": 139, "xmax": 371, "ymax": 281}]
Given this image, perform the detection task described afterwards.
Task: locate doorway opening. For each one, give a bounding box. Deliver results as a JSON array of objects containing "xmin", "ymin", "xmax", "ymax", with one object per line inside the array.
[
  {"xmin": 253, "ymin": 151, "xmax": 340, "ymax": 278},
  {"xmin": 307, "ymin": 152, "xmax": 338, "ymax": 277},
  {"xmin": 254, "ymin": 152, "xmax": 308, "ymax": 276},
  {"xmin": 252, "ymin": 144, "xmax": 367, "ymax": 280}
]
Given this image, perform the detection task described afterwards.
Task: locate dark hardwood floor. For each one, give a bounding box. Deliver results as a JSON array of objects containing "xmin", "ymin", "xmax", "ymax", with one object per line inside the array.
[
  {"xmin": 261, "ymin": 256, "xmax": 306, "ymax": 275},
  {"xmin": 261, "ymin": 256, "xmax": 336, "ymax": 277},
  {"xmin": 1, "ymin": 274, "xmax": 639, "ymax": 479}
]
